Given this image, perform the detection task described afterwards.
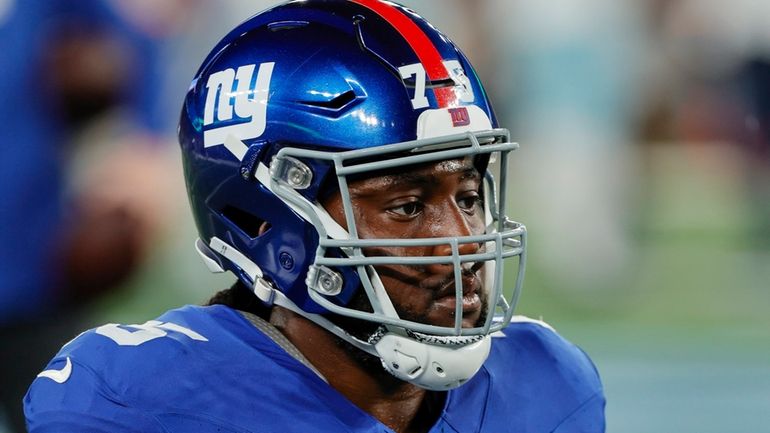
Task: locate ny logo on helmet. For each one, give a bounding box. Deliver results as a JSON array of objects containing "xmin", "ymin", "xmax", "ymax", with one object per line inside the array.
[
  {"xmin": 449, "ymin": 107, "xmax": 470, "ymax": 127},
  {"xmin": 202, "ymin": 62, "xmax": 275, "ymax": 155}
]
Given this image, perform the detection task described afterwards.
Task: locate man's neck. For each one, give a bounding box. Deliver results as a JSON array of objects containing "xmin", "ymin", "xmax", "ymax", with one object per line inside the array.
[{"xmin": 269, "ymin": 306, "xmax": 444, "ymax": 433}]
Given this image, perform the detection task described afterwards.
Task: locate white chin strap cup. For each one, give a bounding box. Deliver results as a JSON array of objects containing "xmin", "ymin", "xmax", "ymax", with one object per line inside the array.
[{"xmin": 374, "ymin": 333, "xmax": 492, "ymax": 391}]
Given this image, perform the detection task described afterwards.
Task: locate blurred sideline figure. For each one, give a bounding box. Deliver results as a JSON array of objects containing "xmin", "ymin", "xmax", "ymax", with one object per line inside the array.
[
  {"xmin": 639, "ymin": 0, "xmax": 770, "ymax": 250},
  {"xmin": 0, "ymin": 1, "xmax": 193, "ymax": 431},
  {"xmin": 481, "ymin": 0, "xmax": 644, "ymax": 302}
]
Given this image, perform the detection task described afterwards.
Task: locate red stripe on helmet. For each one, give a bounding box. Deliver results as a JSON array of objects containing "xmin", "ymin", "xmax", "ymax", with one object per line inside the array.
[{"xmin": 351, "ymin": 0, "xmax": 453, "ymax": 107}]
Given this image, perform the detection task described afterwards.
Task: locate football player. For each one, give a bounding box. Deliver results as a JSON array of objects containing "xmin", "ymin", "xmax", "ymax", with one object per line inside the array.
[{"xmin": 24, "ymin": 1, "xmax": 605, "ymax": 432}]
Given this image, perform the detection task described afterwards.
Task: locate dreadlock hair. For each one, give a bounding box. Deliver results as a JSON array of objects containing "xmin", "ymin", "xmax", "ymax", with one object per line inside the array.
[{"xmin": 205, "ymin": 280, "xmax": 272, "ymax": 319}]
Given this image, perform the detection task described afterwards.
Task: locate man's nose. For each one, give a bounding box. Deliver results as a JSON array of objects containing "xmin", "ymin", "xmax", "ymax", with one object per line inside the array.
[{"xmin": 425, "ymin": 205, "xmax": 482, "ymax": 273}]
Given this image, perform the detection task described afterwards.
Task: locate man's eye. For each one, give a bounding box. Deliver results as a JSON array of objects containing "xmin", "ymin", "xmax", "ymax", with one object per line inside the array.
[
  {"xmin": 458, "ymin": 195, "xmax": 482, "ymax": 212},
  {"xmin": 389, "ymin": 201, "xmax": 423, "ymax": 217}
]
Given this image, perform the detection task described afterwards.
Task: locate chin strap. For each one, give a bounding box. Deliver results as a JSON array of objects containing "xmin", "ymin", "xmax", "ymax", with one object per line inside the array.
[
  {"xmin": 251, "ymin": 276, "xmax": 380, "ymax": 357},
  {"xmin": 259, "ymin": 275, "xmax": 491, "ymax": 390},
  {"xmin": 197, "ymin": 235, "xmax": 492, "ymax": 391},
  {"xmin": 196, "ymin": 236, "xmax": 373, "ymax": 352}
]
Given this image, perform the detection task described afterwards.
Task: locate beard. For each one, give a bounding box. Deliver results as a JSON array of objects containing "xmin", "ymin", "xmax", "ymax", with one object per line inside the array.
[{"xmin": 326, "ymin": 279, "xmax": 490, "ymax": 391}]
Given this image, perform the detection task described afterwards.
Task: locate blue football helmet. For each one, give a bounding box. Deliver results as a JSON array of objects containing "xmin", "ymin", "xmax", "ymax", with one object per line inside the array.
[{"xmin": 179, "ymin": 0, "xmax": 526, "ymax": 390}]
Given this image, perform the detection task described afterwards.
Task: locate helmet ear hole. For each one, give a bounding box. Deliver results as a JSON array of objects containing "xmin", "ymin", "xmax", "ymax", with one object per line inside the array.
[
  {"xmin": 258, "ymin": 222, "xmax": 271, "ymax": 236},
  {"xmin": 221, "ymin": 205, "xmax": 267, "ymax": 239}
]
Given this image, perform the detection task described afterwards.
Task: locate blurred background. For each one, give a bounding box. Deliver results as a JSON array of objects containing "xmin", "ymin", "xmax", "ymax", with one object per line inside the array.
[{"xmin": 1, "ymin": 0, "xmax": 768, "ymax": 431}]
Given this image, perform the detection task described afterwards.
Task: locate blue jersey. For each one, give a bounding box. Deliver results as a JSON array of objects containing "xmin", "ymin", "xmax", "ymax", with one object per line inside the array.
[{"xmin": 24, "ymin": 305, "xmax": 605, "ymax": 432}]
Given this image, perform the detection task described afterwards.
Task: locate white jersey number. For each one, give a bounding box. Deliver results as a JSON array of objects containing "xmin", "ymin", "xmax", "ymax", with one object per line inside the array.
[{"xmin": 96, "ymin": 320, "xmax": 208, "ymax": 347}]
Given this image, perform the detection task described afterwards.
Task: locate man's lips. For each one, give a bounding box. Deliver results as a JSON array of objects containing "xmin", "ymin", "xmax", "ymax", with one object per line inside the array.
[
  {"xmin": 433, "ymin": 290, "xmax": 482, "ymax": 314},
  {"xmin": 431, "ymin": 266, "xmax": 483, "ymax": 314}
]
